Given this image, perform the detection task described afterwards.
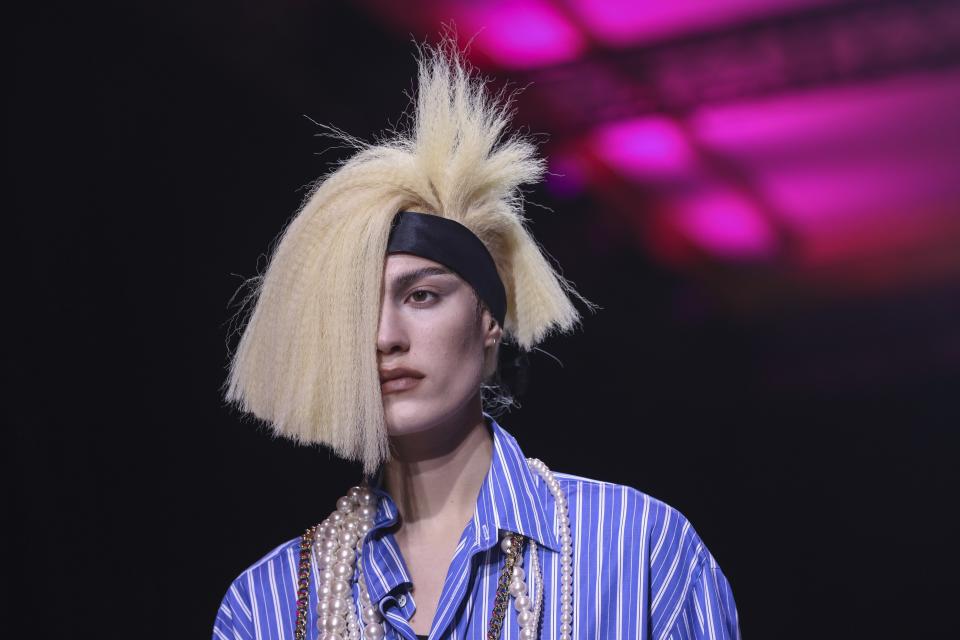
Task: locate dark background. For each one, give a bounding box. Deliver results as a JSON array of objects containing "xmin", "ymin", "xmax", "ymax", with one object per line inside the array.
[{"xmin": 10, "ymin": 1, "xmax": 958, "ymax": 637}]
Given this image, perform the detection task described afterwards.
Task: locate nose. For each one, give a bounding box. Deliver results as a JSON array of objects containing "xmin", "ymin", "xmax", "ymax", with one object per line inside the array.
[{"xmin": 376, "ymin": 298, "xmax": 409, "ymax": 356}]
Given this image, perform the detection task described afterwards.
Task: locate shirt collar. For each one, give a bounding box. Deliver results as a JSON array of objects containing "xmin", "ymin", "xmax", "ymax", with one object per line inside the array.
[
  {"xmin": 359, "ymin": 416, "xmax": 560, "ymax": 604},
  {"xmin": 360, "ymin": 485, "xmax": 410, "ymax": 607},
  {"xmin": 476, "ymin": 417, "xmax": 560, "ymax": 553}
]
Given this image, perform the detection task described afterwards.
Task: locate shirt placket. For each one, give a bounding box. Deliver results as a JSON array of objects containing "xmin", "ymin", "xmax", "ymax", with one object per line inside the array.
[
  {"xmin": 378, "ymin": 591, "xmax": 418, "ymax": 640},
  {"xmin": 423, "ymin": 522, "xmax": 500, "ymax": 640}
]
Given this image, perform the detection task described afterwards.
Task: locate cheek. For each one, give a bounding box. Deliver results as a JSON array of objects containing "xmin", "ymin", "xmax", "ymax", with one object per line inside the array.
[
  {"xmin": 418, "ymin": 314, "xmax": 484, "ymax": 383},
  {"xmin": 397, "ymin": 305, "xmax": 486, "ymax": 413},
  {"xmin": 382, "ymin": 334, "xmax": 483, "ymax": 433},
  {"xmin": 381, "ymin": 295, "xmax": 488, "ymax": 434}
]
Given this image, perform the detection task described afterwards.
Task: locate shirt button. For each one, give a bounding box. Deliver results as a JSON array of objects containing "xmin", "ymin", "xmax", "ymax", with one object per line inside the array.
[{"xmin": 397, "ymin": 595, "xmax": 407, "ymax": 607}]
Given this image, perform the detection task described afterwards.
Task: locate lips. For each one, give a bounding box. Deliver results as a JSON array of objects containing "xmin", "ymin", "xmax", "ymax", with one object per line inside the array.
[{"xmin": 378, "ymin": 366, "xmax": 425, "ymax": 394}]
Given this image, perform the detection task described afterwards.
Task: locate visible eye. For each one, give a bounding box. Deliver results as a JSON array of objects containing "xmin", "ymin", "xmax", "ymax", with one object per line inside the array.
[{"xmin": 407, "ymin": 289, "xmax": 439, "ymax": 305}]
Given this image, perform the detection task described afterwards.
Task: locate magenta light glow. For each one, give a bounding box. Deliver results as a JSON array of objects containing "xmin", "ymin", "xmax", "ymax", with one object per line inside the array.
[
  {"xmin": 690, "ymin": 70, "xmax": 960, "ymax": 264},
  {"xmin": 458, "ymin": 0, "xmax": 585, "ymax": 69},
  {"xmin": 568, "ymin": 0, "xmax": 828, "ymax": 46},
  {"xmin": 673, "ymin": 190, "xmax": 777, "ymax": 260},
  {"xmin": 762, "ymin": 157, "xmax": 960, "ymax": 231},
  {"xmin": 591, "ymin": 117, "xmax": 694, "ymax": 180}
]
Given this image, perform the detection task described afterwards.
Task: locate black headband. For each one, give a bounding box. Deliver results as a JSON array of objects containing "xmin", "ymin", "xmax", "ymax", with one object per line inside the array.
[{"xmin": 386, "ymin": 211, "xmax": 507, "ymax": 328}]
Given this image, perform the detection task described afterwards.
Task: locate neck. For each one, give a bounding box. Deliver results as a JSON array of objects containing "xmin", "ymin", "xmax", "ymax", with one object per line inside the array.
[{"xmin": 382, "ymin": 399, "xmax": 493, "ymax": 536}]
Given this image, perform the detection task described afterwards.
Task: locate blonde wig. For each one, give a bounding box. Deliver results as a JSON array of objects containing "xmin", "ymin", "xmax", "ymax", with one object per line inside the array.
[{"xmin": 226, "ymin": 41, "xmax": 585, "ymax": 474}]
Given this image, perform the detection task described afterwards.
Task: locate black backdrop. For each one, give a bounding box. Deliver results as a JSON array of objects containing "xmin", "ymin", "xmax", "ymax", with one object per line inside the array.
[{"xmin": 10, "ymin": 2, "xmax": 959, "ymax": 637}]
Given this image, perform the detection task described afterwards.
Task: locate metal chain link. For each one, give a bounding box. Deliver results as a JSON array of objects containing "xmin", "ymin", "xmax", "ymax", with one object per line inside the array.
[
  {"xmin": 295, "ymin": 526, "xmax": 317, "ymax": 640},
  {"xmin": 487, "ymin": 535, "xmax": 526, "ymax": 640}
]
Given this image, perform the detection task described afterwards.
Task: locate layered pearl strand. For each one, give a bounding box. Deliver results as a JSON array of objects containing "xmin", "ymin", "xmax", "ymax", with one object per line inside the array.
[
  {"xmin": 527, "ymin": 457, "xmax": 574, "ymax": 640},
  {"xmin": 306, "ymin": 458, "xmax": 572, "ymax": 640},
  {"xmin": 308, "ymin": 487, "xmax": 380, "ymax": 640}
]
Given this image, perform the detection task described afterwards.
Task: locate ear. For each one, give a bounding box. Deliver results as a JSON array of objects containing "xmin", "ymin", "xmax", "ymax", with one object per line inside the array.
[
  {"xmin": 481, "ymin": 313, "xmax": 503, "ymax": 380},
  {"xmin": 483, "ymin": 313, "xmax": 503, "ymax": 348}
]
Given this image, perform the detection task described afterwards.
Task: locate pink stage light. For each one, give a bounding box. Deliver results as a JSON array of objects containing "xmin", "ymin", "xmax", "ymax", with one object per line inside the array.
[
  {"xmin": 691, "ymin": 70, "xmax": 960, "ymax": 265},
  {"xmin": 673, "ymin": 190, "xmax": 777, "ymax": 260},
  {"xmin": 762, "ymin": 158, "xmax": 960, "ymax": 231},
  {"xmin": 568, "ymin": 0, "xmax": 828, "ymax": 46},
  {"xmin": 458, "ymin": 0, "xmax": 585, "ymax": 69},
  {"xmin": 591, "ymin": 116, "xmax": 694, "ymax": 180}
]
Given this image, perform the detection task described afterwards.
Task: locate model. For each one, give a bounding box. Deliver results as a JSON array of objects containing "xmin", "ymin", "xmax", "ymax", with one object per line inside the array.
[{"xmin": 214, "ymin": 40, "xmax": 740, "ymax": 640}]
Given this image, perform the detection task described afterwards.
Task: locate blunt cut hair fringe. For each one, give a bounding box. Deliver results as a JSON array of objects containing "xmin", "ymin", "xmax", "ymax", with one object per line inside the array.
[{"xmin": 226, "ymin": 40, "xmax": 584, "ymax": 474}]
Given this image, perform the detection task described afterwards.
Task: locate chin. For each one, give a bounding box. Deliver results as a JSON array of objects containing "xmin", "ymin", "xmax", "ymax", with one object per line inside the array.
[
  {"xmin": 382, "ymin": 397, "xmax": 442, "ymax": 436},
  {"xmin": 382, "ymin": 390, "xmax": 479, "ymax": 437},
  {"xmin": 381, "ymin": 376, "xmax": 482, "ymax": 438}
]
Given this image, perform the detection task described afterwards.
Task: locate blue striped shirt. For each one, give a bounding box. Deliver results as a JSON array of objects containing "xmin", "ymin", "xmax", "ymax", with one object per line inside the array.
[{"xmin": 214, "ymin": 419, "xmax": 740, "ymax": 639}]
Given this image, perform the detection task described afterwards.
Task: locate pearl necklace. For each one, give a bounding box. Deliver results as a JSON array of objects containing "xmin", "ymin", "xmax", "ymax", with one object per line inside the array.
[{"xmin": 298, "ymin": 458, "xmax": 573, "ymax": 640}]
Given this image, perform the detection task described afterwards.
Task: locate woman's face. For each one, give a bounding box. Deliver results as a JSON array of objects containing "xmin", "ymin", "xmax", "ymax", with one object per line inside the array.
[{"xmin": 376, "ymin": 253, "xmax": 501, "ymax": 436}]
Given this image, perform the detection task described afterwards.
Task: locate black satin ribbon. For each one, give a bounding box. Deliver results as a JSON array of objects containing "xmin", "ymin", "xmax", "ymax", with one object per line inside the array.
[{"xmin": 387, "ymin": 211, "xmax": 507, "ymax": 327}]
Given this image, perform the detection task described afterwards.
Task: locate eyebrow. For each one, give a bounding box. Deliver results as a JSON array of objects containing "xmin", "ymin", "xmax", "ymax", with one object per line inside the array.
[{"xmin": 389, "ymin": 265, "xmax": 456, "ymax": 293}]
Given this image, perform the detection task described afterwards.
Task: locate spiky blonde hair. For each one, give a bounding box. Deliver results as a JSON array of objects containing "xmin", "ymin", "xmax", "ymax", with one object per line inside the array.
[{"xmin": 225, "ymin": 41, "xmax": 584, "ymax": 474}]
